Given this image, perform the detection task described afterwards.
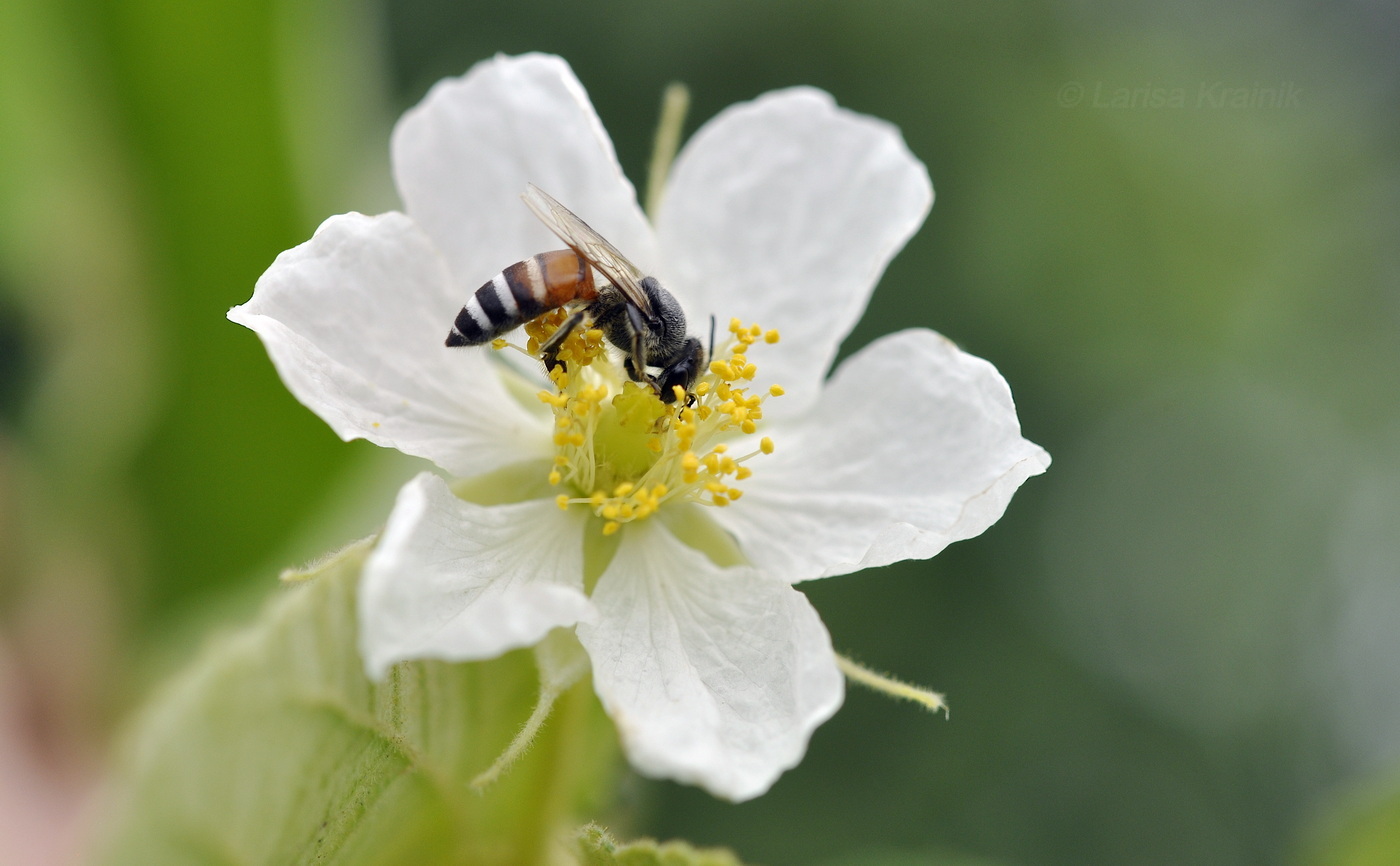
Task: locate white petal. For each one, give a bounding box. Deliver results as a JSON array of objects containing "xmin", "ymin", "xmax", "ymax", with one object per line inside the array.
[
  {"xmin": 656, "ymin": 88, "xmax": 932, "ymax": 416},
  {"xmin": 229, "ymin": 211, "xmax": 551, "ymax": 478},
  {"xmin": 392, "ymin": 53, "xmax": 657, "ymax": 292},
  {"xmin": 577, "ymin": 522, "xmax": 843, "ymax": 801},
  {"xmin": 358, "ymin": 473, "xmax": 594, "ymax": 679},
  {"xmin": 715, "ymin": 329, "xmax": 1050, "ymax": 582}
]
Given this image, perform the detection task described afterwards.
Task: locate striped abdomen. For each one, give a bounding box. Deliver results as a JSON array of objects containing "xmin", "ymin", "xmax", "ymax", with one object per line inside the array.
[{"xmin": 446, "ymin": 250, "xmax": 597, "ymax": 347}]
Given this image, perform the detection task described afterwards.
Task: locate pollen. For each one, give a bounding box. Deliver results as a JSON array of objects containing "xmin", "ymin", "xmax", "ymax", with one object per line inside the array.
[{"xmin": 534, "ymin": 314, "xmax": 783, "ymax": 533}]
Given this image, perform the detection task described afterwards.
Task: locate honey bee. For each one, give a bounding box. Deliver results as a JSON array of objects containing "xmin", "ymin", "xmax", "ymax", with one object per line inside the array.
[{"xmin": 446, "ymin": 184, "xmax": 705, "ymax": 404}]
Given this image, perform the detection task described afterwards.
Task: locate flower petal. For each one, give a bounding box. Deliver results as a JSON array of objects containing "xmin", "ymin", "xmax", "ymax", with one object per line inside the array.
[
  {"xmin": 656, "ymin": 87, "xmax": 932, "ymax": 416},
  {"xmin": 358, "ymin": 473, "xmax": 594, "ymax": 679},
  {"xmin": 714, "ymin": 328, "xmax": 1050, "ymax": 582},
  {"xmin": 392, "ymin": 53, "xmax": 657, "ymax": 291},
  {"xmin": 576, "ymin": 521, "xmax": 843, "ymax": 801},
  {"xmin": 229, "ymin": 211, "xmax": 551, "ymax": 478}
]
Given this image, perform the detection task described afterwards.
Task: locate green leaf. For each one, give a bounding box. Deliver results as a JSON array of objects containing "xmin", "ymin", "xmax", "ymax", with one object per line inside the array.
[
  {"xmin": 574, "ymin": 823, "xmax": 751, "ymax": 866},
  {"xmin": 94, "ymin": 542, "xmax": 617, "ymax": 866},
  {"xmin": 1301, "ymin": 781, "xmax": 1400, "ymax": 866}
]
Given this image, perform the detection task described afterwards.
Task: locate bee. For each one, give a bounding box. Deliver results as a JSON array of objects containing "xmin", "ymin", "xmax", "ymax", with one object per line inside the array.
[{"xmin": 446, "ymin": 184, "xmax": 705, "ymax": 404}]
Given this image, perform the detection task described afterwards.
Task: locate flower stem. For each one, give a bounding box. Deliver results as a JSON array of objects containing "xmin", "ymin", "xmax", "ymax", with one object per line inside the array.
[
  {"xmin": 645, "ymin": 82, "xmax": 690, "ymax": 220},
  {"xmin": 836, "ymin": 653, "xmax": 949, "ymax": 717}
]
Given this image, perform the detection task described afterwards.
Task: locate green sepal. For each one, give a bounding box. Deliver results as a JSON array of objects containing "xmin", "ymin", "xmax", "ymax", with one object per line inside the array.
[
  {"xmin": 94, "ymin": 541, "xmax": 617, "ymax": 866},
  {"xmin": 575, "ymin": 823, "xmax": 750, "ymax": 866}
]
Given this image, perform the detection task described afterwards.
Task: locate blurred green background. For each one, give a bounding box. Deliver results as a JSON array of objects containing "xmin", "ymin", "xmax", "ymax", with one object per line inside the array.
[{"xmin": 2, "ymin": 0, "xmax": 1399, "ymax": 864}]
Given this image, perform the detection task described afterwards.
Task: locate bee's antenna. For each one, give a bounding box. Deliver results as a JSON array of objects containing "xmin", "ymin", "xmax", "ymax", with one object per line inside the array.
[{"xmin": 708, "ymin": 314, "xmax": 716, "ymax": 361}]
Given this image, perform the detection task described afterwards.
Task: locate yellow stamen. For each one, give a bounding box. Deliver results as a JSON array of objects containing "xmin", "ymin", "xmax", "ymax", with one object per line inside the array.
[{"xmin": 533, "ymin": 312, "xmax": 784, "ymax": 535}]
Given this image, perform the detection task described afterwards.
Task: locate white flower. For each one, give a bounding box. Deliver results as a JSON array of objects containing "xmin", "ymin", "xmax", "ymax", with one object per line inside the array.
[{"xmin": 229, "ymin": 53, "xmax": 1049, "ymax": 801}]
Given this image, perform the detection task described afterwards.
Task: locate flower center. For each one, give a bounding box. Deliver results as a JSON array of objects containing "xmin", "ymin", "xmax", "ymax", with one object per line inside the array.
[{"xmin": 495, "ymin": 313, "xmax": 783, "ymax": 535}]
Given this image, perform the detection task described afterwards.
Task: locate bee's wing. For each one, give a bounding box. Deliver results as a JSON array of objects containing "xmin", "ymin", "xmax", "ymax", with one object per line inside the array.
[{"xmin": 522, "ymin": 184, "xmax": 654, "ymax": 317}]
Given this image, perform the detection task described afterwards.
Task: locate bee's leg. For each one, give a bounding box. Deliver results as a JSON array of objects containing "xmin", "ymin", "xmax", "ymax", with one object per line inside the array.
[
  {"xmin": 539, "ymin": 309, "xmax": 590, "ymax": 373},
  {"xmin": 622, "ymin": 304, "xmax": 657, "ymax": 392},
  {"xmin": 655, "ymin": 337, "xmax": 706, "ymax": 404}
]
